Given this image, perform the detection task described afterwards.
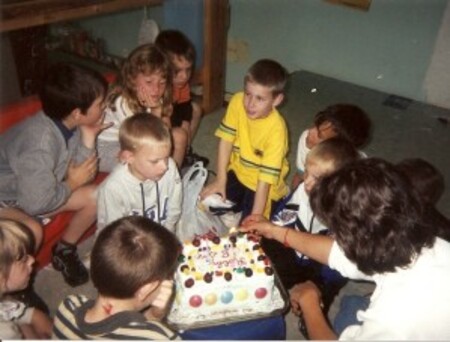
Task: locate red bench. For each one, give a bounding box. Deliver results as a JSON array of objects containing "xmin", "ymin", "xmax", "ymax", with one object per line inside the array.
[{"xmin": 0, "ymin": 72, "xmax": 116, "ymax": 269}]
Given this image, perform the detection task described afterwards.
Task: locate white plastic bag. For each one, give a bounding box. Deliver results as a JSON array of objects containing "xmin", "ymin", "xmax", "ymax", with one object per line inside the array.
[
  {"xmin": 176, "ymin": 162, "xmax": 229, "ymax": 242},
  {"xmin": 138, "ymin": 7, "xmax": 159, "ymax": 45}
]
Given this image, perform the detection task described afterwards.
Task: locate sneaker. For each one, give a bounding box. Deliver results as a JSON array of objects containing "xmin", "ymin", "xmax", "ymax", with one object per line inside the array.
[
  {"xmin": 191, "ymin": 152, "xmax": 209, "ymax": 168},
  {"xmin": 182, "ymin": 150, "xmax": 210, "ymax": 169},
  {"xmin": 51, "ymin": 243, "xmax": 89, "ymax": 287}
]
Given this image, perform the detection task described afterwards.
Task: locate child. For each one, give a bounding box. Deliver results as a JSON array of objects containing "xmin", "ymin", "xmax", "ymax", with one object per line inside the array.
[
  {"xmin": 155, "ymin": 29, "xmax": 209, "ymax": 168},
  {"xmin": 260, "ymin": 138, "xmax": 359, "ymax": 312},
  {"xmin": 396, "ymin": 158, "xmax": 450, "ymax": 241},
  {"xmin": 201, "ymin": 59, "xmax": 289, "ymax": 221},
  {"xmin": 292, "ymin": 103, "xmax": 371, "ymax": 188},
  {"xmin": 0, "ymin": 63, "xmax": 109, "ymax": 287},
  {"xmin": 0, "ymin": 219, "xmax": 52, "ymax": 339},
  {"xmin": 53, "ymin": 216, "xmax": 180, "ymax": 340},
  {"xmin": 97, "ymin": 113, "xmax": 182, "ymax": 234},
  {"xmin": 97, "ymin": 43, "xmax": 188, "ymax": 170}
]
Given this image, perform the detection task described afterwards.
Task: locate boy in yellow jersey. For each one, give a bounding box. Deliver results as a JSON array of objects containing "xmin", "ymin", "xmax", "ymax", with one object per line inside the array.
[{"xmin": 201, "ymin": 59, "xmax": 289, "ymax": 221}]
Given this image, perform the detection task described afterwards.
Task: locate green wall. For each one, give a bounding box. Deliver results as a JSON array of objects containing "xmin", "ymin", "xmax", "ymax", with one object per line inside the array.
[
  {"xmin": 227, "ymin": 0, "xmax": 448, "ymax": 102},
  {"xmin": 75, "ymin": 0, "xmax": 448, "ymax": 103},
  {"xmin": 76, "ymin": 6, "xmax": 164, "ymax": 58}
]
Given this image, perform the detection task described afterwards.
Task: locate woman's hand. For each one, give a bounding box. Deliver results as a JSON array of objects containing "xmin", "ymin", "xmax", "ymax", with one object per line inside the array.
[
  {"xmin": 289, "ymin": 281, "xmax": 322, "ymax": 316},
  {"xmin": 239, "ymin": 215, "xmax": 277, "ymax": 239}
]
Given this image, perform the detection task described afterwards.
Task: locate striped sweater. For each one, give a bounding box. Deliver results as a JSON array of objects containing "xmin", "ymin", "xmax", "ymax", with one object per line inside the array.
[{"xmin": 52, "ymin": 295, "xmax": 179, "ymax": 340}]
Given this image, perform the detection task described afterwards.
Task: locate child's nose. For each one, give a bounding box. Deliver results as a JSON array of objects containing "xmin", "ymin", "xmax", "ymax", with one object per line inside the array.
[
  {"xmin": 149, "ymin": 83, "xmax": 163, "ymax": 95},
  {"xmin": 246, "ymin": 97, "xmax": 255, "ymax": 109},
  {"xmin": 27, "ymin": 255, "xmax": 36, "ymax": 267},
  {"xmin": 179, "ymin": 71, "xmax": 188, "ymax": 81}
]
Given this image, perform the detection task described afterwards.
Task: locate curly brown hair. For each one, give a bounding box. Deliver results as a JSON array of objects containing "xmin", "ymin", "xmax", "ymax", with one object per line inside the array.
[{"xmin": 310, "ymin": 158, "xmax": 435, "ymax": 275}]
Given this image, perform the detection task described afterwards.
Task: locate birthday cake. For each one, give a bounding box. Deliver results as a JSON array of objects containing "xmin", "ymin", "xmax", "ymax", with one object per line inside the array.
[{"xmin": 168, "ymin": 232, "xmax": 285, "ymax": 327}]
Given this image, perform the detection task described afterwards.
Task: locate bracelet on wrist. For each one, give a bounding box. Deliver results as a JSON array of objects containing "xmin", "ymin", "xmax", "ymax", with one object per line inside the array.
[{"xmin": 283, "ymin": 228, "xmax": 290, "ymax": 248}]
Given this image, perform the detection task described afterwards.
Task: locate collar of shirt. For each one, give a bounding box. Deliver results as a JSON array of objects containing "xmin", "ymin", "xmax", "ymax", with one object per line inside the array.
[{"xmin": 52, "ymin": 119, "xmax": 76, "ymax": 145}]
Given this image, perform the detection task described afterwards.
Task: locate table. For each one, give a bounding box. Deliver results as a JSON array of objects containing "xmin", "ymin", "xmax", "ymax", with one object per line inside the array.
[{"xmin": 179, "ymin": 315, "xmax": 286, "ymax": 340}]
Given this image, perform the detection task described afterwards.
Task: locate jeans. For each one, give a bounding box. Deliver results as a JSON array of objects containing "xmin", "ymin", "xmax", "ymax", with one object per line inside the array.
[{"xmin": 333, "ymin": 295, "xmax": 370, "ymax": 336}]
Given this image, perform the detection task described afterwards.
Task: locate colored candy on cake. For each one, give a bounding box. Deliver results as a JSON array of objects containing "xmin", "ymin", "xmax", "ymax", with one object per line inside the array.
[
  {"xmin": 171, "ymin": 232, "xmax": 276, "ymax": 319},
  {"xmin": 221, "ymin": 291, "xmax": 233, "ymax": 304},
  {"xmin": 189, "ymin": 295, "xmax": 202, "ymax": 307}
]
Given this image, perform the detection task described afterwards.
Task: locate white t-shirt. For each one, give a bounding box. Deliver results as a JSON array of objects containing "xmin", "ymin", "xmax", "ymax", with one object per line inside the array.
[
  {"xmin": 296, "ymin": 130, "xmax": 309, "ymax": 174},
  {"xmin": 0, "ymin": 300, "xmax": 34, "ymax": 340},
  {"xmin": 288, "ymin": 183, "xmax": 327, "ymax": 258},
  {"xmin": 295, "ymin": 129, "xmax": 368, "ymax": 174},
  {"xmin": 329, "ymin": 238, "xmax": 450, "ymax": 340}
]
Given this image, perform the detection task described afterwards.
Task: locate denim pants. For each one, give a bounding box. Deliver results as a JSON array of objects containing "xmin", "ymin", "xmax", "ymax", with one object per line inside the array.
[{"xmin": 333, "ymin": 295, "xmax": 370, "ymax": 336}]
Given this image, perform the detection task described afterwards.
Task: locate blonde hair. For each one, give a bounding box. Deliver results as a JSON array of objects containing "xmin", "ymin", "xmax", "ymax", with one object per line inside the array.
[
  {"xmin": 0, "ymin": 219, "xmax": 34, "ymax": 295},
  {"xmin": 306, "ymin": 137, "xmax": 360, "ymax": 177},
  {"xmin": 108, "ymin": 44, "xmax": 172, "ymax": 115},
  {"xmin": 119, "ymin": 113, "xmax": 171, "ymax": 153}
]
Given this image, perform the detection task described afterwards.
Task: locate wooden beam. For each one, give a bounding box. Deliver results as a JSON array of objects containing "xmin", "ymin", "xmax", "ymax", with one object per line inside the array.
[
  {"xmin": 201, "ymin": 0, "xmax": 229, "ymax": 113},
  {"xmin": 0, "ymin": 0, "xmax": 163, "ymax": 33}
]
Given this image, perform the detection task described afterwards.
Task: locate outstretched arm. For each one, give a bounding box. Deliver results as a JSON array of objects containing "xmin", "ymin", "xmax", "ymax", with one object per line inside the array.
[
  {"xmin": 201, "ymin": 139, "xmax": 233, "ymax": 200},
  {"xmin": 251, "ymin": 180, "xmax": 270, "ymax": 216},
  {"xmin": 241, "ymin": 216, "xmax": 333, "ymax": 265}
]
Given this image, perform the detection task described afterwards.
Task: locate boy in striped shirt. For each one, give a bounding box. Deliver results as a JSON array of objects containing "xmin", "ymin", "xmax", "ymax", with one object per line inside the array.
[{"xmin": 53, "ymin": 216, "xmax": 180, "ymax": 340}]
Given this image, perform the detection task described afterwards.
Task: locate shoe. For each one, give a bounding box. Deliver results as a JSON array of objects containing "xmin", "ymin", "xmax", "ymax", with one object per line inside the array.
[
  {"xmin": 182, "ymin": 150, "xmax": 210, "ymax": 169},
  {"xmin": 192, "ymin": 152, "xmax": 209, "ymax": 168},
  {"xmin": 51, "ymin": 243, "xmax": 89, "ymax": 287}
]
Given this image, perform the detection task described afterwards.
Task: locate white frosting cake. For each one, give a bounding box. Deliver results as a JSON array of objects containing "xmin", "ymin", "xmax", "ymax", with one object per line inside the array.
[{"xmin": 168, "ymin": 232, "xmax": 285, "ymax": 327}]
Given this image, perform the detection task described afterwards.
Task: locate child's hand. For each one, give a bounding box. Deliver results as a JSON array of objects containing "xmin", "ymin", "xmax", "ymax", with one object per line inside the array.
[
  {"xmin": 79, "ymin": 114, "xmax": 114, "ymax": 149},
  {"xmin": 152, "ymin": 280, "xmax": 174, "ymax": 309},
  {"xmin": 137, "ymin": 86, "xmax": 163, "ymax": 110},
  {"xmin": 66, "ymin": 154, "xmax": 98, "ymax": 190},
  {"xmin": 200, "ymin": 180, "xmax": 226, "ymax": 200},
  {"xmin": 143, "ymin": 280, "xmax": 174, "ymax": 321}
]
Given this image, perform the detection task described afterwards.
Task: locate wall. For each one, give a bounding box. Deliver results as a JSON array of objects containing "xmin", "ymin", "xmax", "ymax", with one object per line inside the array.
[
  {"xmin": 226, "ymin": 0, "xmax": 448, "ymax": 104},
  {"xmin": 75, "ymin": 6, "xmax": 164, "ymax": 59},
  {"xmin": 0, "ymin": 34, "xmax": 22, "ymax": 106},
  {"xmin": 424, "ymin": 1, "xmax": 450, "ymax": 109},
  {"xmin": 76, "ymin": 0, "xmax": 204, "ymax": 68},
  {"xmin": 3, "ymin": 0, "xmax": 445, "ymax": 107}
]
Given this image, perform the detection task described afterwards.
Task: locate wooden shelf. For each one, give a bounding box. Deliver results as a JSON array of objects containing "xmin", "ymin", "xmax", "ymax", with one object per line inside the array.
[{"xmin": 0, "ymin": 0, "xmax": 163, "ymax": 33}]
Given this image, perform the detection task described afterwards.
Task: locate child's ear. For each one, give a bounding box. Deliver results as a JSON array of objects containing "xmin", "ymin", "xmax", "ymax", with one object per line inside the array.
[
  {"xmin": 273, "ymin": 93, "xmax": 284, "ymax": 108},
  {"xmin": 63, "ymin": 108, "xmax": 82, "ymax": 128},
  {"xmin": 121, "ymin": 150, "xmax": 134, "ymax": 164},
  {"xmin": 72, "ymin": 108, "xmax": 83, "ymax": 121},
  {"xmin": 135, "ymin": 281, "xmax": 160, "ymax": 303}
]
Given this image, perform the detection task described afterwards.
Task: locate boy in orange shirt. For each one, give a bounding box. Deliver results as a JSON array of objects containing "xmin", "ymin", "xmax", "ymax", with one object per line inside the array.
[{"xmin": 155, "ymin": 29, "xmax": 208, "ymax": 168}]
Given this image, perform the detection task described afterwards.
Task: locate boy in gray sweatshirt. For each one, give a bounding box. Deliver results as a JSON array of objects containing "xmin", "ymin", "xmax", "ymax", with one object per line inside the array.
[
  {"xmin": 0, "ymin": 63, "xmax": 110, "ymax": 287},
  {"xmin": 97, "ymin": 114, "xmax": 182, "ymax": 235}
]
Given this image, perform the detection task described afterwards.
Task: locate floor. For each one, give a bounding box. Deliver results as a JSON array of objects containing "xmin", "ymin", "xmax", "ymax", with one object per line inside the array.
[{"xmin": 35, "ymin": 70, "xmax": 450, "ymax": 339}]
